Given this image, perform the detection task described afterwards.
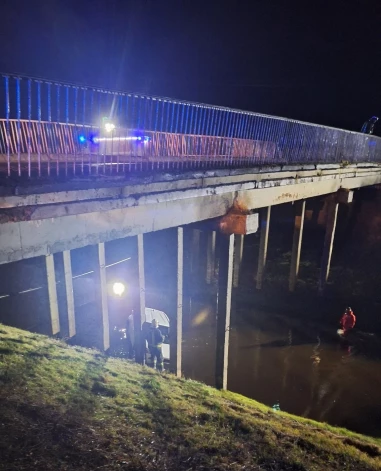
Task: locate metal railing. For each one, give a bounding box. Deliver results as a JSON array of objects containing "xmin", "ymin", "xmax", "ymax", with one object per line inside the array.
[{"xmin": 1, "ymin": 74, "xmax": 381, "ymax": 177}]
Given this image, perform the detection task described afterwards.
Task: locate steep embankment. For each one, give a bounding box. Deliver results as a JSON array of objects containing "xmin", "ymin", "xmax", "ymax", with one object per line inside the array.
[{"xmin": 0, "ymin": 324, "xmax": 380, "ymax": 471}]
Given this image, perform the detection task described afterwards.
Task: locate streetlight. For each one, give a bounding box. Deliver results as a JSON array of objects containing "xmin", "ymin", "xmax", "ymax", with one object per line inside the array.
[
  {"xmin": 112, "ymin": 282, "xmax": 126, "ymax": 297},
  {"xmin": 104, "ymin": 122, "xmax": 116, "ymax": 133}
]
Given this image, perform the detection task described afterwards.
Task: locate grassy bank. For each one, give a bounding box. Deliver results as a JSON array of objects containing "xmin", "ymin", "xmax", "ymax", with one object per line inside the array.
[{"xmin": 0, "ymin": 324, "xmax": 380, "ymax": 471}]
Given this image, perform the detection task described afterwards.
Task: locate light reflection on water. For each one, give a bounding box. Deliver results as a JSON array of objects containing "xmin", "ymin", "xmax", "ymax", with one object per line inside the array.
[{"xmin": 181, "ymin": 299, "xmax": 381, "ymax": 438}]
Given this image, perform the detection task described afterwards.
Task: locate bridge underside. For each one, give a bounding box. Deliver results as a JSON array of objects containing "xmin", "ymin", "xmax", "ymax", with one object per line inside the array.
[{"xmin": 1, "ymin": 162, "xmax": 381, "ymax": 264}]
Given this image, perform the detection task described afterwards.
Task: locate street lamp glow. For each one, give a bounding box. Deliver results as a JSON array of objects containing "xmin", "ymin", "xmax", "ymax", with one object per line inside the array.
[
  {"xmin": 104, "ymin": 122, "xmax": 116, "ymax": 133},
  {"xmin": 112, "ymin": 282, "xmax": 126, "ymax": 296}
]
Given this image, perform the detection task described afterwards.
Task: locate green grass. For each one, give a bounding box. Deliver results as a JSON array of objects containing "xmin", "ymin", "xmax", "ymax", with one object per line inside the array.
[{"xmin": 0, "ymin": 324, "xmax": 380, "ymax": 470}]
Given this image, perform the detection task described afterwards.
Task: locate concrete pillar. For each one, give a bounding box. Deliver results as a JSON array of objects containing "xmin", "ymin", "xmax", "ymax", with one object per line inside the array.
[
  {"xmin": 233, "ymin": 235, "xmax": 244, "ymax": 288},
  {"xmin": 318, "ymin": 198, "xmax": 339, "ymax": 293},
  {"xmin": 170, "ymin": 227, "xmax": 183, "ymax": 377},
  {"xmin": 289, "ymin": 200, "xmax": 306, "ymax": 292},
  {"xmin": 256, "ymin": 206, "xmax": 271, "ymax": 290},
  {"xmin": 45, "ymin": 254, "xmax": 60, "ymax": 335},
  {"xmin": 63, "ymin": 250, "xmax": 76, "ymax": 337},
  {"xmin": 191, "ymin": 229, "xmax": 201, "ymax": 275},
  {"xmin": 97, "ymin": 242, "xmax": 110, "ymax": 351},
  {"xmin": 215, "ymin": 233, "xmax": 234, "ymax": 390},
  {"xmin": 134, "ymin": 233, "xmax": 146, "ymax": 364},
  {"xmin": 206, "ymin": 230, "xmax": 216, "ymax": 284}
]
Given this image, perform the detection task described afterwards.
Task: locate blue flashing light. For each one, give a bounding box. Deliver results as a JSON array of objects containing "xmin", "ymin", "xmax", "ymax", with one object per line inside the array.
[
  {"xmin": 89, "ymin": 134, "xmax": 99, "ymax": 145},
  {"xmin": 78, "ymin": 135, "xmax": 87, "ymax": 144}
]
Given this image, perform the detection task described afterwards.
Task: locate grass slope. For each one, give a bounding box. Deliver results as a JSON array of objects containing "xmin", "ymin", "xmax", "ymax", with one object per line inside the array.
[{"xmin": 0, "ymin": 324, "xmax": 380, "ymax": 471}]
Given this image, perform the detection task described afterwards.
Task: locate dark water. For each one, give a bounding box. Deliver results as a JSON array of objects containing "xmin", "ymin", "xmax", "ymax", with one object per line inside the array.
[{"xmin": 180, "ymin": 297, "xmax": 381, "ymax": 438}]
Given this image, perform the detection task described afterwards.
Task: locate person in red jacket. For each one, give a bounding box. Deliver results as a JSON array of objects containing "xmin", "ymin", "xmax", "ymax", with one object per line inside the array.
[{"xmin": 340, "ymin": 307, "xmax": 356, "ymax": 335}]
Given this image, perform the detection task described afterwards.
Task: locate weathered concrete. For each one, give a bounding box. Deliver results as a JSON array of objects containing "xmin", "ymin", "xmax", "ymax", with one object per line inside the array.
[
  {"xmin": 63, "ymin": 250, "xmax": 76, "ymax": 338},
  {"xmin": 289, "ymin": 200, "xmax": 306, "ymax": 292},
  {"xmin": 256, "ymin": 207, "xmax": 271, "ymax": 290},
  {"xmin": 318, "ymin": 197, "xmax": 339, "ymax": 293},
  {"xmin": 170, "ymin": 227, "xmax": 183, "ymax": 378},
  {"xmin": 1, "ymin": 164, "xmax": 381, "ymax": 264},
  {"xmin": 97, "ymin": 243, "xmax": 110, "ymax": 351},
  {"xmin": 0, "ymin": 193, "xmax": 235, "ymax": 264},
  {"xmin": 45, "ymin": 254, "xmax": 60, "ymax": 335},
  {"xmin": 216, "ymin": 233, "xmax": 234, "ymax": 390},
  {"xmin": 134, "ymin": 234, "xmax": 146, "ymax": 364},
  {"xmin": 206, "ymin": 231, "xmax": 216, "ymax": 284},
  {"xmin": 233, "ymin": 235, "xmax": 244, "ymax": 288}
]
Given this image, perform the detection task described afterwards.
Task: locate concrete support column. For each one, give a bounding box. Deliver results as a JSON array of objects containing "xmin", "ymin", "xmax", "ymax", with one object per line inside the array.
[
  {"xmin": 45, "ymin": 254, "xmax": 60, "ymax": 335},
  {"xmin": 191, "ymin": 229, "xmax": 201, "ymax": 276},
  {"xmin": 206, "ymin": 230, "xmax": 216, "ymax": 284},
  {"xmin": 97, "ymin": 243, "xmax": 110, "ymax": 351},
  {"xmin": 318, "ymin": 198, "xmax": 339, "ymax": 293},
  {"xmin": 215, "ymin": 233, "xmax": 234, "ymax": 390},
  {"xmin": 233, "ymin": 235, "xmax": 244, "ymax": 288},
  {"xmin": 134, "ymin": 234, "xmax": 146, "ymax": 364},
  {"xmin": 170, "ymin": 227, "xmax": 183, "ymax": 377},
  {"xmin": 256, "ymin": 206, "xmax": 271, "ymax": 290},
  {"xmin": 289, "ymin": 200, "xmax": 306, "ymax": 292},
  {"xmin": 63, "ymin": 250, "xmax": 76, "ymax": 337}
]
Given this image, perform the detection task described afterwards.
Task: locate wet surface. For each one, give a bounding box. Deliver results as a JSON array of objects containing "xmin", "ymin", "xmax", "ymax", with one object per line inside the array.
[{"xmin": 181, "ymin": 297, "xmax": 381, "ymax": 438}]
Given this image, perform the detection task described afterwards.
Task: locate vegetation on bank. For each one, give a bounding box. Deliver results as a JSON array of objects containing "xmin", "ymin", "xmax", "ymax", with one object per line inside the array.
[{"xmin": 0, "ymin": 324, "xmax": 380, "ymax": 471}]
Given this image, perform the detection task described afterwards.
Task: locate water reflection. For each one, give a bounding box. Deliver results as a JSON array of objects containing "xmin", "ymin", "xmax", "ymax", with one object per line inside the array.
[{"xmin": 181, "ymin": 297, "xmax": 381, "ymax": 437}]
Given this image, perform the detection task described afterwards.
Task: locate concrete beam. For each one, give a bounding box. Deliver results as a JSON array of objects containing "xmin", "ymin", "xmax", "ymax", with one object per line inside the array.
[
  {"xmin": 134, "ymin": 234, "xmax": 146, "ymax": 364},
  {"xmin": 215, "ymin": 233, "xmax": 234, "ymax": 390},
  {"xmin": 1, "ymin": 163, "xmax": 380, "ymax": 209},
  {"xmin": 170, "ymin": 227, "xmax": 183, "ymax": 377},
  {"xmin": 289, "ymin": 200, "xmax": 306, "ymax": 292},
  {"xmin": 63, "ymin": 250, "xmax": 76, "ymax": 338},
  {"xmin": 98, "ymin": 242, "xmax": 110, "ymax": 351},
  {"xmin": 0, "ymin": 192, "xmax": 235, "ymax": 264},
  {"xmin": 256, "ymin": 207, "xmax": 271, "ymax": 290},
  {"xmin": 45, "ymin": 254, "xmax": 60, "ymax": 336},
  {"xmin": 206, "ymin": 231, "xmax": 216, "ymax": 284},
  {"xmin": 318, "ymin": 198, "xmax": 339, "ymax": 293},
  {"xmin": 2, "ymin": 167, "xmax": 381, "ymax": 265},
  {"xmin": 233, "ymin": 235, "xmax": 244, "ymax": 288}
]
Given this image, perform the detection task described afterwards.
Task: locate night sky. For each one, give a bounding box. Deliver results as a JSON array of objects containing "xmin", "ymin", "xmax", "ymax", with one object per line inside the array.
[{"xmin": 0, "ymin": 0, "xmax": 380, "ymax": 131}]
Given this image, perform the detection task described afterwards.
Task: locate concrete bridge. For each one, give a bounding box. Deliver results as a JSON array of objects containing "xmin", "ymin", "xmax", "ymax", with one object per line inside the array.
[{"xmin": 1, "ymin": 74, "xmax": 381, "ymax": 390}]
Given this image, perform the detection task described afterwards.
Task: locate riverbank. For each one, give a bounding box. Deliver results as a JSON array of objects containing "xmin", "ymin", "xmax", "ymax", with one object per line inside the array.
[{"xmin": 0, "ymin": 324, "xmax": 380, "ymax": 470}]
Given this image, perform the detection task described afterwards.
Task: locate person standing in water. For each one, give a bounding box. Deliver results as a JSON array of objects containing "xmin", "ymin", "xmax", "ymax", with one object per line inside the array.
[{"xmin": 340, "ymin": 307, "xmax": 356, "ymax": 335}]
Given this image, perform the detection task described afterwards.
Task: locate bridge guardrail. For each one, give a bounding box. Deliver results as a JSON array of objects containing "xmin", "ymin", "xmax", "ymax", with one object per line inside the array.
[{"xmin": 1, "ymin": 75, "xmax": 381, "ymax": 177}]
